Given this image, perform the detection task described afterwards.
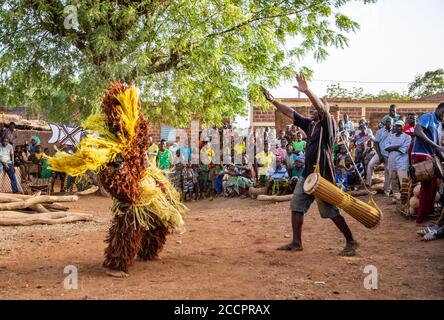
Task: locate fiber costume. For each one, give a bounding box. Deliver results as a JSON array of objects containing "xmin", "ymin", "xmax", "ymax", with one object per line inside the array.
[{"xmin": 48, "ymin": 82, "xmax": 186, "ymax": 274}]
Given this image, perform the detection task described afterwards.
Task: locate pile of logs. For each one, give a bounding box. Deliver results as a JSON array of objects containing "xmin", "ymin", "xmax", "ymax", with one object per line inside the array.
[{"xmin": 0, "ymin": 192, "xmax": 93, "ymax": 226}]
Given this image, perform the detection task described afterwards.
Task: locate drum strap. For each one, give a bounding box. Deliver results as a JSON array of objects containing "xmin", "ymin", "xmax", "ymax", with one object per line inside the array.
[
  {"xmin": 315, "ymin": 126, "xmax": 336, "ymax": 182},
  {"xmin": 315, "ymin": 124, "xmax": 322, "ymax": 174}
]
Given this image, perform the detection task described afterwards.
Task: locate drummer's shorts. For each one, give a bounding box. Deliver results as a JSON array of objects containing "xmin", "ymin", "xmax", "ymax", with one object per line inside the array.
[{"xmin": 290, "ymin": 176, "xmax": 340, "ymax": 219}]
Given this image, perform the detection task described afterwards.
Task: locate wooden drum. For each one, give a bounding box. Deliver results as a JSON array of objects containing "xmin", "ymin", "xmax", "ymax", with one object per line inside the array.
[
  {"xmin": 303, "ymin": 173, "xmax": 382, "ymax": 229},
  {"xmin": 410, "ymin": 156, "xmax": 443, "ymax": 183}
]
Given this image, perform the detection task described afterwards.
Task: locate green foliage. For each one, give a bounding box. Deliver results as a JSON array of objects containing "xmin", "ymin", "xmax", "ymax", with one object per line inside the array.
[
  {"xmin": 0, "ymin": 0, "xmax": 375, "ymax": 125},
  {"xmin": 408, "ymin": 69, "xmax": 444, "ymax": 99},
  {"xmin": 326, "ymin": 83, "xmax": 411, "ymax": 100}
]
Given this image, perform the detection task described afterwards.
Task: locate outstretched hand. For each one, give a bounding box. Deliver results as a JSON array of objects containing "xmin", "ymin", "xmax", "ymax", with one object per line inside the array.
[
  {"xmin": 260, "ymin": 86, "xmax": 275, "ymax": 102},
  {"xmin": 293, "ymin": 74, "xmax": 309, "ymax": 93}
]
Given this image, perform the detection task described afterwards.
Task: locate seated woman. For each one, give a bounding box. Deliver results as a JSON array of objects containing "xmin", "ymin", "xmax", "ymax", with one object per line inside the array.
[
  {"xmin": 232, "ymin": 154, "xmax": 255, "ymax": 197},
  {"xmin": 266, "ymin": 158, "xmax": 289, "ymax": 195},
  {"xmin": 335, "ymin": 156, "xmax": 364, "ymax": 191},
  {"xmin": 289, "ymin": 157, "xmax": 305, "ymax": 191},
  {"xmin": 223, "ymin": 164, "xmax": 238, "ymax": 197},
  {"xmin": 28, "ymin": 136, "xmax": 40, "ymax": 155},
  {"xmin": 14, "ymin": 145, "xmax": 29, "ymax": 183}
]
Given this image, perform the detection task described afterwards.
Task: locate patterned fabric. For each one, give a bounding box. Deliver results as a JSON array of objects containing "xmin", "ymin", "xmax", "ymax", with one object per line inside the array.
[
  {"xmin": 0, "ymin": 170, "xmax": 23, "ymax": 193},
  {"xmin": 183, "ymin": 179, "xmax": 194, "ymax": 193}
]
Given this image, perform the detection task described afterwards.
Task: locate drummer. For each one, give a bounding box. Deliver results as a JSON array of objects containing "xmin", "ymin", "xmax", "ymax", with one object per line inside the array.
[
  {"xmin": 261, "ymin": 75, "xmax": 358, "ymax": 256},
  {"xmin": 412, "ymin": 102, "xmax": 444, "ymax": 224}
]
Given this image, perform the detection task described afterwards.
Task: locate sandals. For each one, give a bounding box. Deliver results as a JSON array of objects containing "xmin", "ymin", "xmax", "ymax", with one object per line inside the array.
[
  {"xmin": 423, "ymin": 229, "xmax": 438, "ymax": 241},
  {"xmin": 417, "ymin": 226, "xmax": 438, "ymax": 236},
  {"xmin": 277, "ymin": 243, "xmax": 303, "ymax": 251}
]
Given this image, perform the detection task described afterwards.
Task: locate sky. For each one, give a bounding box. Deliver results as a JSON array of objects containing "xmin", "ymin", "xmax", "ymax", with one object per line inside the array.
[{"xmin": 234, "ymin": 0, "xmax": 444, "ymax": 127}]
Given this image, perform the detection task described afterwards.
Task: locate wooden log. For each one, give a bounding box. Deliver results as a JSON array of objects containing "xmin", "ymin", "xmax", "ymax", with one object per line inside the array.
[
  {"xmin": 0, "ymin": 211, "xmax": 93, "ymax": 226},
  {"xmin": 249, "ymin": 187, "xmax": 267, "ymax": 199},
  {"xmin": 0, "ymin": 195, "xmax": 78, "ymax": 211},
  {"xmin": 371, "ymin": 183, "xmax": 385, "ymax": 193},
  {"xmin": 30, "ymin": 204, "xmax": 50, "ymax": 213},
  {"xmin": 347, "ymin": 190, "xmax": 370, "ymax": 197},
  {"xmin": 76, "ymin": 185, "xmax": 99, "ymax": 196},
  {"xmin": 0, "ymin": 195, "xmax": 23, "ymax": 203},
  {"xmin": 257, "ymin": 194, "xmax": 293, "ymax": 202},
  {"xmin": 0, "ymin": 191, "xmax": 41, "ymax": 202},
  {"xmin": 43, "ymin": 203, "xmax": 69, "ymax": 211},
  {"xmin": 371, "ymin": 178, "xmax": 384, "ymax": 185}
]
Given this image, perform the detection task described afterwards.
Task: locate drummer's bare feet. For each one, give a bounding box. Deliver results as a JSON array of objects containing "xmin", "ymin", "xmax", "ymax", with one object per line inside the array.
[
  {"xmin": 339, "ymin": 240, "xmax": 359, "ymax": 256},
  {"xmin": 106, "ymin": 269, "xmax": 128, "ymax": 278},
  {"xmin": 277, "ymin": 242, "xmax": 303, "ymax": 251}
]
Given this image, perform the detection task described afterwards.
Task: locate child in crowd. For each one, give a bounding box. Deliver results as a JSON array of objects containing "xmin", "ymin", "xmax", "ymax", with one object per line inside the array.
[
  {"xmin": 208, "ymin": 163, "xmax": 224, "ymax": 199},
  {"xmin": 14, "ymin": 145, "xmax": 28, "ymax": 183},
  {"xmin": 182, "ymin": 163, "xmax": 195, "ymax": 201},
  {"xmin": 171, "ymin": 163, "xmax": 184, "ymax": 200},
  {"xmin": 289, "ymin": 157, "xmax": 305, "ymax": 191},
  {"xmin": 363, "ymin": 139, "xmax": 376, "ymax": 179},
  {"xmin": 266, "ymin": 159, "xmax": 289, "ymax": 195},
  {"xmin": 335, "ymin": 144, "xmax": 348, "ymax": 167},
  {"xmin": 197, "ymin": 163, "xmax": 210, "ymax": 199},
  {"xmin": 39, "ymin": 148, "xmax": 52, "ymax": 179}
]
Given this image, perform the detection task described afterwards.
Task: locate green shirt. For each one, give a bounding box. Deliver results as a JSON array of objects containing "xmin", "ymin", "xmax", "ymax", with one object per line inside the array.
[
  {"xmin": 158, "ymin": 149, "xmax": 172, "ymax": 170},
  {"xmin": 292, "ymin": 141, "xmax": 306, "ymax": 152},
  {"xmin": 292, "ymin": 166, "xmax": 304, "ymax": 178},
  {"xmin": 198, "ymin": 163, "xmax": 210, "ymax": 181},
  {"xmin": 38, "ymin": 157, "xmax": 52, "ymax": 178}
]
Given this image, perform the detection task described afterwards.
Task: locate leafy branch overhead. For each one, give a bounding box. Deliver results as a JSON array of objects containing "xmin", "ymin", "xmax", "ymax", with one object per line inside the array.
[{"xmin": 0, "ymin": 0, "xmax": 376, "ymax": 125}]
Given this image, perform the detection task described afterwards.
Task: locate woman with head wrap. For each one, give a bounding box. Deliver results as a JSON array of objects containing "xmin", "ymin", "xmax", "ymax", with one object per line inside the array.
[{"xmin": 28, "ymin": 136, "xmax": 41, "ymax": 155}]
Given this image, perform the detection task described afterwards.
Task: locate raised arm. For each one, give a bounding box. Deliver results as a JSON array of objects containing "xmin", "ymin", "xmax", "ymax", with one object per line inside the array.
[
  {"xmin": 261, "ymin": 86, "xmax": 294, "ymax": 119},
  {"xmin": 293, "ymin": 74, "xmax": 328, "ymax": 115}
]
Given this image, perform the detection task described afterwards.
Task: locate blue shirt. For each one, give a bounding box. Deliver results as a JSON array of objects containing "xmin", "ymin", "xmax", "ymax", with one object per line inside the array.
[
  {"xmin": 267, "ymin": 165, "xmax": 289, "ymax": 181},
  {"xmin": 412, "ymin": 112, "xmax": 442, "ymax": 156},
  {"xmin": 375, "ymin": 128, "xmax": 392, "ymax": 158},
  {"xmin": 28, "ymin": 145, "xmax": 39, "ymax": 155},
  {"xmin": 344, "ymin": 121, "xmax": 354, "ymax": 134},
  {"xmin": 386, "ymin": 133, "xmax": 411, "ymax": 171}
]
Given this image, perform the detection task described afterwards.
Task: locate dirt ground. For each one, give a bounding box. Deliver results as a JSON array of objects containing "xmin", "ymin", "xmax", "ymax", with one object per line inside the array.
[{"xmin": 0, "ymin": 193, "xmax": 443, "ymax": 300}]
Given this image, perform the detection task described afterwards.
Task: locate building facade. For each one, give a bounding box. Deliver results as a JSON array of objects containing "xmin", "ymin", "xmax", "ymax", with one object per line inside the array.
[{"xmin": 250, "ymin": 95, "xmax": 442, "ymax": 134}]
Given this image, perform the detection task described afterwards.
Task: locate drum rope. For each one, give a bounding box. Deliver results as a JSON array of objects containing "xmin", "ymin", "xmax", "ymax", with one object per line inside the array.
[{"xmin": 314, "ymin": 126, "xmax": 336, "ymax": 181}]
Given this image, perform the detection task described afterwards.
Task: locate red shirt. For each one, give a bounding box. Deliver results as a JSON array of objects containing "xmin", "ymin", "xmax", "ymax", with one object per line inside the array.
[{"xmin": 403, "ymin": 124, "xmax": 415, "ymax": 138}]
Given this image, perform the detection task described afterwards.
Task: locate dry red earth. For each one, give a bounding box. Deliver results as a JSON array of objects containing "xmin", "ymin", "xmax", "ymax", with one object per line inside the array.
[{"xmin": 0, "ymin": 194, "xmax": 443, "ymax": 300}]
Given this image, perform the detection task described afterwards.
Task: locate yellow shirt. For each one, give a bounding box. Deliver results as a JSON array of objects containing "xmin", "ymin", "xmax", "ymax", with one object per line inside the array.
[
  {"xmin": 233, "ymin": 142, "xmax": 246, "ymax": 155},
  {"xmin": 148, "ymin": 143, "xmax": 159, "ymax": 167},
  {"xmin": 255, "ymin": 151, "xmax": 275, "ymax": 176}
]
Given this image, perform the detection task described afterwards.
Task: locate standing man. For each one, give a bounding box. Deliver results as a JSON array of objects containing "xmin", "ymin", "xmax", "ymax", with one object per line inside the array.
[
  {"xmin": 385, "ymin": 120, "xmax": 411, "ymax": 202},
  {"xmin": 0, "ymin": 137, "xmax": 19, "ymax": 193},
  {"xmin": 255, "ymin": 141, "xmax": 275, "ymax": 186},
  {"xmin": 261, "ymin": 74, "xmax": 358, "ymax": 256},
  {"xmin": 412, "ymin": 103, "xmax": 444, "ymax": 224},
  {"xmin": 379, "ymin": 104, "xmax": 400, "ymax": 130},
  {"xmin": 2, "ymin": 122, "xmax": 17, "ymax": 146},
  {"xmin": 157, "ymin": 139, "xmax": 173, "ymax": 170},
  {"xmin": 403, "ymin": 113, "xmax": 417, "ymax": 159},
  {"xmin": 366, "ymin": 118, "xmax": 393, "ymax": 195},
  {"xmin": 343, "ymin": 113, "xmax": 354, "ymax": 135}
]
